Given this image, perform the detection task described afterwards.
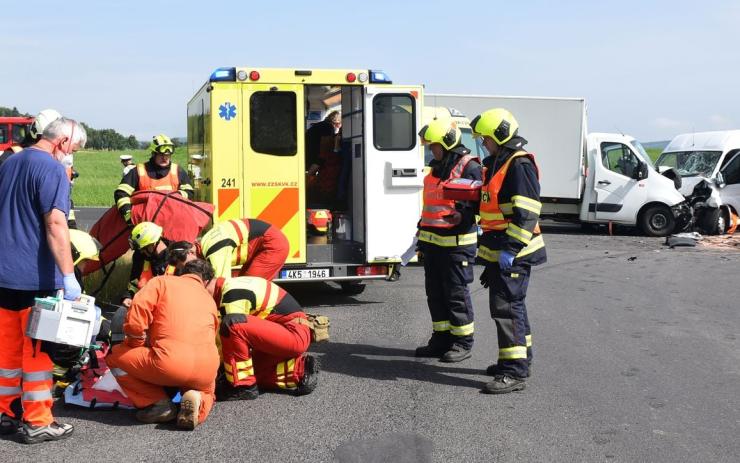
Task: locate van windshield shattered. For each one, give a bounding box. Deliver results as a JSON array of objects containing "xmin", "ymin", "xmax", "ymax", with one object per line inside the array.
[{"xmin": 655, "ymin": 150, "xmax": 722, "ymax": 177}]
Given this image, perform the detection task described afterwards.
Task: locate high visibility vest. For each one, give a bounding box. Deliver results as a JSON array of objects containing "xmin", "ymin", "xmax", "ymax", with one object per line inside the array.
[
  {"xmin": 479, "ymin": 151, "xmax": 540, "ymax": 233},
  {"xmin": 136, "ymin": 163, "xmax": 180, "ymax": 192},
  {"xmin": 420, "ymin": 154, "xmax": 477, "ymax": 229},
  {"xmin": 10, "ymin": 145, "xmax": 22, "ymax": 153}
]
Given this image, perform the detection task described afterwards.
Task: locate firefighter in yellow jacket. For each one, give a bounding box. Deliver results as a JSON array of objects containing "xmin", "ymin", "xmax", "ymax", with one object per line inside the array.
[
  {"xmin": 415, "ymin": 117, "xmax": 482, "ymax": 363},
  {"xmin": 471, "ymin": 108, "xmax": 546, "ymax": 394},
  {"xmin": 113, "ymin": 134, "xmax": 193, "ymax": 225}
]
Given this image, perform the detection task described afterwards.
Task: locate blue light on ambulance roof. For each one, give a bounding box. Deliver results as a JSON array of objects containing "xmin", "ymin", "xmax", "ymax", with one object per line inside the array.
[
  {"xmin": 209, "ymin": 67, "xmax": 236, "ymax": 82},
  {"xmin": 369, "ymin": 70, "xmax": 392, "ymax": 84}
]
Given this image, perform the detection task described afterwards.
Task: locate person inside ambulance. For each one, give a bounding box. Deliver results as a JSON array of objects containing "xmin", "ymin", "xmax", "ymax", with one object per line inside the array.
[
  {"xmin": 471, "ymin": 108, "xmax": 546, "ymax": 394},
  {"xmin": 121, "ymin": 222, "xmax": 173, "ymax": 309},
  {"xmin": 415, "ymin": 117, "xmax": 482, "ymax": 363},
  {"xmin": 107, "ymin": 261, "xmax": 220, "ymax": 430},
  {"xmin": 166, "ymin": 217, "xmax": 289, "ymax": 281},
  {"xmin": 306, "ymin": 111, "xmax": 343, "ymax": 207},
  {"xmin": 114, "ymin": 134, "xmax": 193, "ymax": 226},
  {"xmin": 177, "ymin": 259, "xmax": 319, "ymax": 401}
]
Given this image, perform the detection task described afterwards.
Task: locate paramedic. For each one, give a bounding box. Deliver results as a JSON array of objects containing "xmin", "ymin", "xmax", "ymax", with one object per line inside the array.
[
  {"xmin": 471, "ymin": 108, "xmax": 546, "ymax": 394},
  {"xmin": 415, "ymin": 117, "xmax": 482, "ymax": 363},
  {"xmin": 107, "ymin": 263, "xmax": 220, "ymax": 430},
  {"xmin": 179, "ymin": 260, "xmax": 318, "ymax": 401},
  {"xmin": 306, "ymin": 111, "xmax": 343, "ymax": 206},
  {"xmin": 114, "ymin": 134, "xmax": 193, "ymax": 225},
  {"xmin": 0, "ymin": 118, "xmax": 87, "ymax": 444},
  {"xmin": 167, "ymin": 218, "xmax": 289, "ymax": 281}
]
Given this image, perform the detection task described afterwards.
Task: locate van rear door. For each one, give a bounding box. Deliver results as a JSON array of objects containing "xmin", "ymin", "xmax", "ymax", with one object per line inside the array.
[
  {"xmin": 240, "ymin": 84, "xmax": 307, "ymax": 264},
  {"xmin": 363, "ymin": 85, "xmax": 424, "ymax": 262}
]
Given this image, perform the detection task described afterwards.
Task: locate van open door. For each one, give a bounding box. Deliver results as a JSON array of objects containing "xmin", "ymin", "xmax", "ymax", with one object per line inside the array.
[
  {"xmin": 240, "ymin": 83, "xmax": 307, "ymax": 264},
  {"xmin": 363, "ymin": 85, "xmax": 424, "ymax": 263}
]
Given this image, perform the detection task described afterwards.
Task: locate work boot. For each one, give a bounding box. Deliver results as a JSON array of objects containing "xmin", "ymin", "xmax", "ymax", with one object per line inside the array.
[
  {"xmin": 414, "ymin": 333, "xmax": 451, "ymax": 358},
  {"xmin": 440, "ymin": 344, "xmax": 472, "ymax": 363},
  {"xmin": 0, "ymin": 413, "xmax": 20, "ymax": 435},
  {"xmin": 19, "ymin": 421, "xmax": 74, "ymax": 444},
  {"xmin": 295, "ymin": 354, "xmax": 319, "ymax": 396},
  {"xmin": 482, "ymin": 374, "xmax": 526, "ymax": 394},
  {"xmin": 177, "ymin": 390, "xmax": 201, "ymax": 431},
  {"xmin": 135, "ymin": 399, "xmax": 177, "ymax": 424},
  {"xmin": 216, "ymin": 384, "xmax": 259, "ymax": 402}
]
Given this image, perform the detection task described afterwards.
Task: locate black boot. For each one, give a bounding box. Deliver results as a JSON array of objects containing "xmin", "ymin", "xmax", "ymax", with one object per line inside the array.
[
  {"xmin": 414, "ymin": 333, "xmax": 451, "ymax": 358},
  {"xmin": 440, "ymin": 343, "xmax": 472, "ymax": 363},
  {"xmin": 216, "ymin": 383, "xmax": 259, "ymax": 401},
  {"xmin": 482, "ymin": 374, "xmax": 526, "ymax": 394},
  {"xmin": 296, "ymin": 354, "xmax": 320, "ymax": 396}
]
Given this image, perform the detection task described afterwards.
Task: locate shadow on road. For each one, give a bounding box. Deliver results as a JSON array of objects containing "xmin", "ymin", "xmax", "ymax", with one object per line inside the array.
[{"xmin": 310, "ymin": 342, "xmax": 486, "ymax": 390}]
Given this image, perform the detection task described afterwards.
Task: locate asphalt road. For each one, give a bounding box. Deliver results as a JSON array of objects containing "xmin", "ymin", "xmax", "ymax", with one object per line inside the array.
[{"xmin": 2, "ymin": 214, "xmax": 738, "ymax": 462}]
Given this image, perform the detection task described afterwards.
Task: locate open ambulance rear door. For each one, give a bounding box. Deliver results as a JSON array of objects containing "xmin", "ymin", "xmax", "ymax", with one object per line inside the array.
[{"xmin": 363, "ymin": 85, "xmax": 424, "ymax": 263}]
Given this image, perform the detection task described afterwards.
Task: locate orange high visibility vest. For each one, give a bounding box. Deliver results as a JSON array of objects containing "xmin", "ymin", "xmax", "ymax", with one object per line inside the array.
[
  {"xmin": 420, "ymin": 154, "xmax": 477, "ymax": 229},
  {"xmin": 136, "ymin": 163, "xmax": 180, "ymax": 192},
  {"xmin": 479, "ymin": 151, "xmax": 540, "ymax": 232}
]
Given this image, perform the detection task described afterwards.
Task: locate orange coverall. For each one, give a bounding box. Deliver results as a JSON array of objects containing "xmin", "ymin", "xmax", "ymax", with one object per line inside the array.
[{"xmin": 108, "ymin": 274, "xmax": 219, "ymax": 423}]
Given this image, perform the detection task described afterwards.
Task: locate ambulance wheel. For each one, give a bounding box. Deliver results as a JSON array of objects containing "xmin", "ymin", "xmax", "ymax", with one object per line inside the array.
[
  {"xmin": 339, "ymin": 281, "xmax": 366, "ymax": 295},
  {"xmin": 639, "ymin": 204, "xmax": 675, "ymax": 237}
]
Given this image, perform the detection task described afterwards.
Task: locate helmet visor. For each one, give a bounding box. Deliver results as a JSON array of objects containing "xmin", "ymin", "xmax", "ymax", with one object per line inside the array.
[{"xmin": 155, "ymin": 145, "xmax": 174, "ymax": 155}]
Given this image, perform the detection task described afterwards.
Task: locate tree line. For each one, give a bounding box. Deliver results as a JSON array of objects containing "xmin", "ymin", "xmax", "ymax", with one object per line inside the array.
[{"xmin": 1, "ymin": 106, "xmax": 141, "ymax": 150}]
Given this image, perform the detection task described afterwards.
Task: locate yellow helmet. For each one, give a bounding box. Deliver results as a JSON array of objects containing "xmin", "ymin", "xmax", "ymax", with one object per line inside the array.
[
  {"xmin": 148, "ymin": 134, "xmax": 174, "ymax": 155},
  {"xmin": 129, "ymin": 222, "xmax": 163, "ymax": 251},
  {"xmin": 418, "ymin": 117, "xmax": 461, "ymax": 151},
  {"xmin": 69, "ymin": 229, "xmax": 101, "ymax": 265},
  {"xmin": 471, "ymin": 108, "xmax": 519, "ymax": 146}
]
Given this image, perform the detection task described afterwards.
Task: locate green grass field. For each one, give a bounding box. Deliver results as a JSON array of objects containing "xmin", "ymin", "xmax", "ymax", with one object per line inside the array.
[
  {"xmin": 646, "ymin": 148, "xmax": 662, "ymax": 163},
  {"xmin": 72, "ymin": 147, "xmax": 188, "ymax": 206}
]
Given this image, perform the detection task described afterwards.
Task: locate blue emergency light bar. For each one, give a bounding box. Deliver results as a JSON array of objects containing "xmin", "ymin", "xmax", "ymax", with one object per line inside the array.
[
  {"xmin": 369, "ymin": 70, "xmax": 392, "ymax": 84},
  {"xmin": 210, "ymin": 67, "xmax": 236, "ymax": 82}
]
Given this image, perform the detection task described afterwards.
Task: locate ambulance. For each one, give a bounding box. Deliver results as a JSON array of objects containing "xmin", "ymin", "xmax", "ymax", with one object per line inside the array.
[{"xmin": 187, "ymin": 67, "xmax": 424, "ymax": 293}]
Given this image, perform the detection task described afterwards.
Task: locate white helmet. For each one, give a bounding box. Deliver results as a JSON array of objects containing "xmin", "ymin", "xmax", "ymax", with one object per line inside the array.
[{"xmin": 30, "ymin": 109, "xmax": 63, "ymax": 139}]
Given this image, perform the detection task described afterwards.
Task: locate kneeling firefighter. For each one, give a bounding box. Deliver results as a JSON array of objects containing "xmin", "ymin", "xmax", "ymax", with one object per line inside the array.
[
  {"xmin": 415, "ymin": 117, "xmax": 482, "ymax": 363},
  {"xmin": 178, "ymin": 260, "xmax": 319, "ymax": 401},
  {"xmin": 471, "ymin": 108, "xmax": 546, "ymax": 394},
  {"xmin": 122, "ymin": 222, "xmax": 174, "ymax": 308}
]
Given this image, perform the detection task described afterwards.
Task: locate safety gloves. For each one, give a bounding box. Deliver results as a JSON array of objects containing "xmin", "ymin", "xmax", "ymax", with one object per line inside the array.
[
  {"xmin": 498, "ymin": 251, "xmax": 515, "ymax": 272},
  {"xmin": 479, "ymin": 267, "xmax": 490, "ymax": 289},
  {"xmin": 63, "ymin": 273, "xmax": 82, "ymax": 301},
  {"xmin": 220, "ymin": 313, "xmax": 248, "ymax": 337}
]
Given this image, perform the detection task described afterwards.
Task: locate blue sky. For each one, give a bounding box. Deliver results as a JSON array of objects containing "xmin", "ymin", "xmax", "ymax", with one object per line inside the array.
[{"xmin": 2, "ymin": 0, "xmax": 737, "ymax": 142}]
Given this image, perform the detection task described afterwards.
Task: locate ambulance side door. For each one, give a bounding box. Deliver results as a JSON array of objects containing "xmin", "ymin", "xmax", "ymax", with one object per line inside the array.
[
  {"xmin": 240, "ymin": 84, "xmax": 306, "ymax": 264},
  {"xmin": 364, "ymin": 86, "xmax": 424, "ymax": 262}
]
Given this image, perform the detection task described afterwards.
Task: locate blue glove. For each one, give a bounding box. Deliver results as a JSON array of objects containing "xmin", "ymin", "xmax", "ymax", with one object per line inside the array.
[
  {"xmin": 498, "ymin": 251, "xmax": 515, "ymax": 271},
  {"xmin": 63, "ymin": 273, "xmax": 82, "ymax": 301}
]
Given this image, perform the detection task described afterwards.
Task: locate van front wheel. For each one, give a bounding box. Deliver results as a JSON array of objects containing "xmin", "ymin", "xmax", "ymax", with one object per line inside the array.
[{"xmin": 639, "ymin": 205, "xmax": 675, "ymax": 237}]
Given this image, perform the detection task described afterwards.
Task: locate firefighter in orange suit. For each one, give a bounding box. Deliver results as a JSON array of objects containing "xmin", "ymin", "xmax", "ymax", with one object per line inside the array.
[
  {"xmin": 471, "ymin": 108, "xmax": 546, "ymax": 394},
  {"xmin": 169, "ymin": 218, "xmax": 289, "ymax": 281},
  {"xmin": 107, "ymin": 267, "xmax": 220, "ymax": 430},
  {"xmin": 415, "ymin": 117, "xmax": 482, "ymax": 363},
  {"xmin": 178, "ymin": 260, "xmax": 319, "ymax": 401},
  {"xmin": 114, "ymin": 134, "xmax": 193, "ymax": 226}
]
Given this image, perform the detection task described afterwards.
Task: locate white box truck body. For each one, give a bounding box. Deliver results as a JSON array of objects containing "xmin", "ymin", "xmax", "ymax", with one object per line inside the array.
[{"xmin": 427, "ymin": 94, "xmax": 690, "ymax": 236}]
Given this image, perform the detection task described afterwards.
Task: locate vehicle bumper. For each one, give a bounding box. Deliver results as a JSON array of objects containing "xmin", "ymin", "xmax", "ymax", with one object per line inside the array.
[{"xmin": 672, "ymin": 201, "xmax": 693, "ymax": 232}]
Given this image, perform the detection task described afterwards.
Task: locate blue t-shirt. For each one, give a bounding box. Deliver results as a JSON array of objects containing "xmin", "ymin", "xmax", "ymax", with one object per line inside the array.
[{"xmin": 0, "ymin": 147, "xmax": 70, "ymax": 290}]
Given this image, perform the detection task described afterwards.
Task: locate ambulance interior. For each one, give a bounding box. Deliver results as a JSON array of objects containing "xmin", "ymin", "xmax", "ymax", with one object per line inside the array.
[{"xmin": 304, "ymin": 85, "xmax": 362, "ymax": 263}]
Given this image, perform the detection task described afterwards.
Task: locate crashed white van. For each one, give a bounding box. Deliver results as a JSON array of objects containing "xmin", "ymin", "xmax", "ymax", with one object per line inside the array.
[{"xmin": 656, "ymin": 130, "xmax": 740, "ymax": 233}]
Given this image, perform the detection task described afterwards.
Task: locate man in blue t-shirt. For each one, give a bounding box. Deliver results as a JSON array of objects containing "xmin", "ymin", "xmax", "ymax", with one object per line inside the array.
[{"xmin": 0, "ymin": 117, "xmax": 87, "ymax": 444}]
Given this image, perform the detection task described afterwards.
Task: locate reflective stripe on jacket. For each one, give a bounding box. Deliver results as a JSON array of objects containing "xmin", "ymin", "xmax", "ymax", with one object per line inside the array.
[
  {"xmin": 136, "ymin": 163, "xmax": 180, "ymax": 192},
  {"xmin": 420, "ymin": 154, "xmax": 477, "ymax": 229}
]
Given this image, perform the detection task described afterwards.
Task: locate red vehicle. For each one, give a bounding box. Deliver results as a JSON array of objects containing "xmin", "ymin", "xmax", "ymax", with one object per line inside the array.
[{"xmin": 0, "ymin": 116, "xmax": 34, "ymax": 152}]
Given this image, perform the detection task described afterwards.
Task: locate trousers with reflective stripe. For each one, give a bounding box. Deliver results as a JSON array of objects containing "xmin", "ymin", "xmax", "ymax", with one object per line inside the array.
[
  {"xmin": 220, "ymin": 312, "xmax": 311, "ymax": 390},
  {"xmin": 0, "ymin": 307, "xmax": 54, "ymax": 426},
  {"xmin": 422, "ymin": 245, "xmax": 476, "ymax": 349},
  {"xmin": 482, "ymin": 264, "xmax": 533, "ymax": 378}
]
